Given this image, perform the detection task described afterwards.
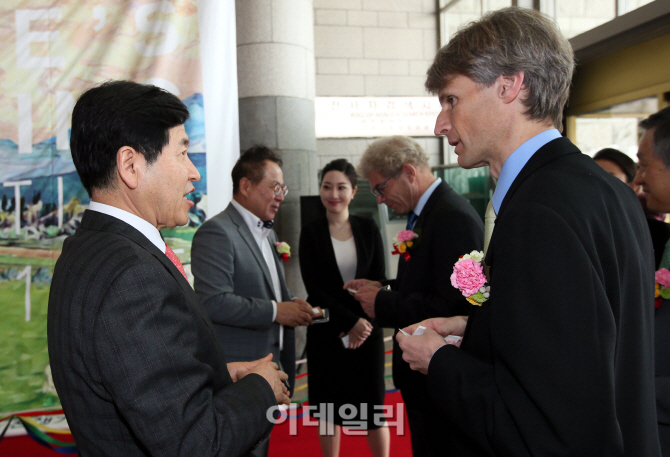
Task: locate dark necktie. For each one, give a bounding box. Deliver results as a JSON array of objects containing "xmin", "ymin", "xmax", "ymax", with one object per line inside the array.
[
  {"xmin": 406, "ymin": 211, "xmax": 418, "ymax": 230},
  {"xmin": 262, "ymin": 220, "xmax": 274, "ymax": 229}
]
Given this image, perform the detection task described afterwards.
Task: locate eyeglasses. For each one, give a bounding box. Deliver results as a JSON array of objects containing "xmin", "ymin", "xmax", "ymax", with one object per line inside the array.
[
  {"xmin": 371, "ymin": 174, "xmax": 394, "ymax": 198},
  {"xmin": 271, "ymin": 182, "xmax": 289, "ymax": 197}
]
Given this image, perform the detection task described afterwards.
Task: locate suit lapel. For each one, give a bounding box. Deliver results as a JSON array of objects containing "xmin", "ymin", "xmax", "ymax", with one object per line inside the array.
[
  {"xmin": 226, "ymin": 205, "xmax": 279, "ymax": 301},
  {"xmin": 268, "ymin": 230, "xmax": 291, "ymax": 301},
  {"xmin": 497, "ymin": 137, "xmax": 579, "ymax": 218},
  {"xmin": 396, "ymin": 181, "xmax": 449, "ymax": 283},
  {"xmin": 485, "ymin": 137, "xmax": 580, "ymax": 267},
  {"xmin": 350, "ymin": 216, "xmax": 367, "ymax": 280},
  {"xmin": 81, "ymin": 210, "xmax": 209, "ymax": 328}
]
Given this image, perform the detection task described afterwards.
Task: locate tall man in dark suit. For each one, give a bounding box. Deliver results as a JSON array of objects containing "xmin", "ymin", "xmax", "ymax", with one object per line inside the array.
[
  {"xmin": 397, "ymin": 7, "xmax": 660, "ymax": 457},
  {"xmin": 634, "ymin": 106, "xmax": 670, "ymax": 456},
  {"xmin": 48, "ymin": 81, "xmax": 289, "ymax": 457},
  {"xmin": 191, "ymin": 146, "xmax": 314, "ymax": 456},
  {"xmin": 344, "ymin": 135, "xmax": 484, "ymax": 457}
]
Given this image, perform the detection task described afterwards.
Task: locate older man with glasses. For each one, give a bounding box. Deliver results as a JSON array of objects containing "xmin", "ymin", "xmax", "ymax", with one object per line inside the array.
[
  {"xmin": 191, "ymin": 145, "xmax": 314, "ymax": 457},
  {"xmin": 344, "ymin": 135, "xmax": 484, "ymax": 457}
]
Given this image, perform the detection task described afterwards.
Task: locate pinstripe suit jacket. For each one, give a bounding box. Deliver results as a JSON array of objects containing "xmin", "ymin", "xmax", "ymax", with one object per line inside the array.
[
  {"xmin": 47, "ymin": 210, "xmax": 276, "ymax": 457},
  {"xmin": 191, "ymin": 203, "xmax": 296, "ymax": 389}
]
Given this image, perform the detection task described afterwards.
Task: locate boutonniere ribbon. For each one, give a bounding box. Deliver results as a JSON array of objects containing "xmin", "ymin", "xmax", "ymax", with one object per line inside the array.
[
  {"xmin": 275, "ymin": 241, "xmax": 291, "ymax": 262},
  {"xmin": 392, "ymin": 230, "xmax": 418, "ymax": 261},
  {"xmin": 451, "ymin": 250, "xmax": 490, "ymax": 306}
]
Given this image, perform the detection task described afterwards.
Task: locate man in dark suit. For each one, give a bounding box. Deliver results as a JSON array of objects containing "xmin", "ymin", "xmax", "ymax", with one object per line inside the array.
[
  {"xmin": 191, "ymin": 146, "xmax": 314, "ymax": 456},
  {"xmin": 344, "ymin": 135, "xmax": 484, "ymax": 457},
  {"xmin": 48, "ymin": 81, "xmax": 289, "ymax": 457},
  {"xmin": 634, "ymin": 106, "xmax": 670, "ymax": 456},
  {"xmin": 397, "ymin": 7, "xmax": 660, "ymax": 457}
]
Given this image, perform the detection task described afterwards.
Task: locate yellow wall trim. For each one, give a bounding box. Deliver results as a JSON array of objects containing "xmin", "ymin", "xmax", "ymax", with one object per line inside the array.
[{"xmin": 568, "ymin": 33, "xmax": 670, "ymax": 116}]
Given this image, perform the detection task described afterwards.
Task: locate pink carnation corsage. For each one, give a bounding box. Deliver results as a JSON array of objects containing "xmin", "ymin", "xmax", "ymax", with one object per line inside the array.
[
  {"xmin": 655, "ymin": 268, "xmax": 670, "ymax": 308},
  {"xmin": 391, "ymin": 230, "xmax": 418, "ymax": 261},
  {"xmin": 276, "ymin": 241, "xmax": 291, "ymax": 262},
  {"xmin": 451, "ymin": 250, "xmax": 490, "ymax": 306}
]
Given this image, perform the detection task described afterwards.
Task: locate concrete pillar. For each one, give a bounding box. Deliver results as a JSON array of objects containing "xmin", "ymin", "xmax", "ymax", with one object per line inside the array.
[{"xmin": 236, "ymin": 0, "xmax": 317, "ymax": 300}]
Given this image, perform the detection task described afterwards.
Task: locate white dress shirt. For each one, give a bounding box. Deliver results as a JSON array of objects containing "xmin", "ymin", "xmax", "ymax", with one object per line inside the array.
[
  {"xmin": 88, "ymin": 201, "xmax": 166, "ymax": 253},
  {"xmin": 230, "ymin": 200, "xmax": 284, "ymax": 349}
]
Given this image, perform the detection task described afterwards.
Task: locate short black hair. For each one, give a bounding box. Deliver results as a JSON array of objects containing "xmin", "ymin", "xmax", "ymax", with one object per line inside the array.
[
  {"xmin": 593, "ymin": 148, "xmax": 637, "ymax": 184},
  {"xmin": 231, "ymin": 145, "xmax": 283, "ymax": 195},
  {"xmin": 320, "ymin": 158, "xmax": 357, "ymax": 188},
  {"xmin": 70, "ymin": 80, "xmax": 190, "ymax": 196},
  {"xmin": 640, "ymin": 106, "xmax": 670, "ymax": 167}
]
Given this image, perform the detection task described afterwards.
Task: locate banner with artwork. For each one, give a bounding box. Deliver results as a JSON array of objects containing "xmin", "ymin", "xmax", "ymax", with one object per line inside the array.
[{"xmin": 0, "ymin": 0, "xmax": 207, "ymax": 415}]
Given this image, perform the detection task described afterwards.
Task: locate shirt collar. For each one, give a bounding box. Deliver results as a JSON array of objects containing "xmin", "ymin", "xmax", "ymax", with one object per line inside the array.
[
  {"xmin": 231, "ymin": 199, "xmax": 271, "ymax": 239},
  {"xmin": 413, "ymin": 177, "xmax": 441, "ymax": 216},
  {"xmin": 491, "ymin": 129, "xmax": 561, "ymax": 214},
  {"xmin": 88, "ymin": 201, "xmax": 166, "ymax": 253}
]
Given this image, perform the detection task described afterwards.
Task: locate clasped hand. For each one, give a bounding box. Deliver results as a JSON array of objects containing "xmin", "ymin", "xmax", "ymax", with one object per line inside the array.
[
  {"xmin": 342, "ymin": 317, "xmax": 372, "ymax": 349},
  {"xmin": 228, "ymin": 353, "xmax": 290, "ymax": 405},
  {"xmin": 396, "ymin": 316, "xmax": 468, "ymax": 375}
]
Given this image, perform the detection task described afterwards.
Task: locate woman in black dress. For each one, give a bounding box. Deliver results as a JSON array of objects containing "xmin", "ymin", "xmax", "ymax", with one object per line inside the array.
[{"xmin": 299, "ymin": 159, "xmax": 389, "ymax": 457}]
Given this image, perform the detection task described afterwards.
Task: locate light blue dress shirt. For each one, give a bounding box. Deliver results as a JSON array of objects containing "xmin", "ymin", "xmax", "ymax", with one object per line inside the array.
[
  {"xmin": 413, "ymin": 177, "xmax": 442, "ymax": 217},
  {"xmin": 491, "ymin": 129, "xmax": 562, "ymax": 214}
]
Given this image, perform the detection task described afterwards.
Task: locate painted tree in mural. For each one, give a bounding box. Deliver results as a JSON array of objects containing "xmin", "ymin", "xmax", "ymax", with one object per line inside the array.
[{"xmin": 0, "ymin": 0, "xmax": 207, "ymax": 415}]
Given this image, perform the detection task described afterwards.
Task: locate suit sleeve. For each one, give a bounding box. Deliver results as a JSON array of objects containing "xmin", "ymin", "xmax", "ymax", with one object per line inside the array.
[
  {"xmin": 192, "ymin": 220, "xmax": 274, "ymax": 330},
  {"xmin": 299, "ymin": 223, "xmax": 360, "ymax": 334},
  {"xmin": 375, "ymin": 209, "xmax": 482, "ymax": 328},
  {"xmin": 94, "ymin": 262, "xmax": 276, "ymax": 457},
  {"xmin": 427, "ymin": 203, "xmax": 627, "ymax": 456}
]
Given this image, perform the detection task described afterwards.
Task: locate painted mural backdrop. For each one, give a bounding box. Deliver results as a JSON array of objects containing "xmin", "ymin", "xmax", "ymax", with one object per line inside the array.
[{"xmin": 0, "ymin": 0, "xmax": 206, "ymax": 415}]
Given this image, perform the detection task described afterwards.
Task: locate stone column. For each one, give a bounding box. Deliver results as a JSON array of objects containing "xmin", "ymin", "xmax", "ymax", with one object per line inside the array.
[{"xmin": 236, "ymin": 0, "xmax": 317, "ymax": 299}]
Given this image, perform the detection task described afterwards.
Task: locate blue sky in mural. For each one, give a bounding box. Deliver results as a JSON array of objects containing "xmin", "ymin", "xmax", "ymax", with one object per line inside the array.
[{"xmin": 0, "ymin": 94, "xmax": 207, "ymax": 207}]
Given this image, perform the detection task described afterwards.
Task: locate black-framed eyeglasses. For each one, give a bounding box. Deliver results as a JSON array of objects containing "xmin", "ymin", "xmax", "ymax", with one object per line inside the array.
[
  {"xmin": 371, "ymin": 174, "xmax": 394, "ymax": 198},
  {"xmin": 271, "ymin": 182, "xmax": 289, "ymax": 196}
]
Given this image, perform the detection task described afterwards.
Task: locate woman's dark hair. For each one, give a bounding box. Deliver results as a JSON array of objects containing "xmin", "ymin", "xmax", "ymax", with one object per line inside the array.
[
  {"xmin": 70, "ymin": 80, "xmax": 190, "ymax": 196},
  {"xmin": 231, "ymin": 145, "xmax": 283, "ymax": 194},
  {"xmin": 593, "ymin": 148, "xmax": 637, "ymax": 184},
  {"xmin": 320, "ymin": 159, "xmax": 357, "ymax": 188}
]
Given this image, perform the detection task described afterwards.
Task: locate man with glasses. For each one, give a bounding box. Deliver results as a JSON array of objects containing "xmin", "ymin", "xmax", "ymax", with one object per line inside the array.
[
  {"xmin": 191, "ymin": 145, "xmax": 313, "ymax": 457},
  {"xmin": 344, "ymin": 135, "xmax": 484, "ymax": 457}
]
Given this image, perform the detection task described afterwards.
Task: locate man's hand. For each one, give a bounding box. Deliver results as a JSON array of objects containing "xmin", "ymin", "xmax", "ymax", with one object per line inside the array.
[
  {"xmin": 343, "ymin": 278, "xmax": 382, "ymax": 292},
  {"xmin": 403, "ymin": 316, "xmax": 468, "ymax": 338},
  {"xmin": 396, "ymin": 316, "xmax": 468, "ymax": 374},
  {"xmin": 396, "ymin": 327, "xmax": 447, "ymax": 375},
  {"xmin": 249, "ymin": 359, "xmax": 290, "ymax": 405},
  {"xmin": 228, "ymin": 353, "xmax": 273, "ymax": 382},
  {"xmin": 276, "ymin": 298, "xmax": 314, "ymax": 327},
  {"xmin": 354, "ymin": 284, "xmax": 381, "ymax": 318},
  {"xmin": 347, "ymin": 318, "xmax": 373, "ymax": 349}
]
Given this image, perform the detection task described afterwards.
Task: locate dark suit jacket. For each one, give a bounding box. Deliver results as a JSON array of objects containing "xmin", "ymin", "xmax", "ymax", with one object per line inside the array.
[
  {"xmin": 47, "ymin": 210, "xmax": 276, "ymax": 457},
  {"xmin": 374, "ymin": 180, "xmax": 484, "ymax": 391},
  {"xmin": 650, "ymin": 219, "xmax": 670, "ymax": 455},
  {"xmin": 428, "ymin": 137, "xmax": 661, "ymax": 456},
  {"xmin": 191, "ymin": 203, "xmax": 295, "ymax": 390},
  {"xmin": 299, "ymin": 215, "xmax": 386, "ymax": 336},
  {"xmin": 648, "ymin": 217, "xmax": 670, "ymax": 269}
]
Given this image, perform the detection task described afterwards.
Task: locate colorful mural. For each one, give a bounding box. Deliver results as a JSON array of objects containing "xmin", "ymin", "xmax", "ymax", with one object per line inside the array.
[{"xmin": 0, "ymin": 0, "xmax": 206, "ymax": 415}]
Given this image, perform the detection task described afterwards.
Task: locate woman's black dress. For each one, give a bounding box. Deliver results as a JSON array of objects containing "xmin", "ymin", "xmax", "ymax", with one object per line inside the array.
[{"xmin": 299, "ymin": 215, "xmax": 386, "ymax": 429}]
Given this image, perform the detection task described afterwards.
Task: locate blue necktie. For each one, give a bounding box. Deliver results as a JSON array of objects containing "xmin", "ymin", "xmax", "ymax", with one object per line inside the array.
[
  {"xmin": 406, "ymin": 211, "xmax": 417, "ymax": 230},
  {"xmin": 262, "ymin": 220, "xmax": 274, "ymax": 229}
]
